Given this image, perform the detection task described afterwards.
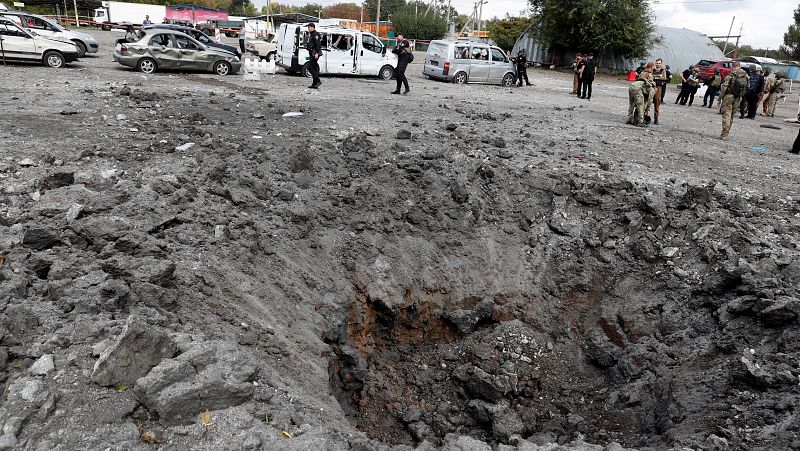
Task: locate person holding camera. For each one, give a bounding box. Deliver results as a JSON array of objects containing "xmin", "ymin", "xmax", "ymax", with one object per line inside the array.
[{"xmin": 391, "ymin": 34, "xmax": 412, "ymax": 95}]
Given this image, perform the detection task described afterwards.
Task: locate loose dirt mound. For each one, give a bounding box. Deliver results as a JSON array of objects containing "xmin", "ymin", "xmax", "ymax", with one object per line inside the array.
[{"xmin": 1, "ymin": 53, "xmax": 799, "ymax": 449}]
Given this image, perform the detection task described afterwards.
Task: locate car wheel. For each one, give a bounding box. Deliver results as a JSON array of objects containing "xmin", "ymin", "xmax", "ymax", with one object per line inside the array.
[
  {"xmin": 302, "ymin": 62, "xmax": 311, "ymax": 77},
  {"xmin": 73, "ymin": 40, "xmax": 87, "ymax": 58},
  {"xmin": 213, "ymin": 61, "xmax": 232, "ymax": 76},
  {"xmin": 266, "ymin": 52, "xmax": 276, "ymax": 62},
  {"xmin": 379, "ymin": 65, "xmax": 394, "ymax": 80},
  {"xmin": 137, "ymin": 57, "xmax": 157, "ymax": 74},
  {"xmin": 453, "ymin": 71, "xmax": 468, "ymax": 84},
  {"xmin": 43, "ymin": 51, "xmax": 65, "ymax": 68},
  {"xmin": 101, "ymin": 24, "xmax": 110, "ymax": 31},
  {"xmin": 501, "ymin": 73, "xmax": 515, "ymax": 86}
]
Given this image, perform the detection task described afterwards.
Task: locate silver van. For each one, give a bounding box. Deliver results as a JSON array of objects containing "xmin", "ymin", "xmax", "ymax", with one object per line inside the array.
[{"xmin": 423, "ymin": 39, "xmax": 516, "ymax": 86}]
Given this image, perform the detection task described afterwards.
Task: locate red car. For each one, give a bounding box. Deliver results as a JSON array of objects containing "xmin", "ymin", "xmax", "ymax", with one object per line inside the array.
[
  {"xmin": 695, "ymin": 59, "xmax": 763, "ymax": 83},
  {"xmin": 695, "ymin": 59, "xmax": 734, "ymax": 82}
]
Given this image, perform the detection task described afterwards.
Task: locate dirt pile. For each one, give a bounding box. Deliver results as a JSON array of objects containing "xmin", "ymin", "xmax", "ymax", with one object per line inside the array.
[{"xmin": 1, "ymin": 45, "xmax": 800, "ymax": 450}]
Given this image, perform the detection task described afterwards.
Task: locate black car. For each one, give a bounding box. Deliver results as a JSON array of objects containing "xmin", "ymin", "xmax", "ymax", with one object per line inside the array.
[{"xmin": 142, "ymin": 24, "xmax": 240, "ymax": 57}]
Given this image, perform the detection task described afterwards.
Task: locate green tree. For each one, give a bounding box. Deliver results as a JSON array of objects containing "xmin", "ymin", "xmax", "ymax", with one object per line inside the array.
[
  {"xmin": 529, "ymin": 0, "xmax": 655, "ymax": 59},
  {"xmin": 294, "ymin": 2, "xmax": 325, "ymax": 17},
  {"xmin": 782, "ymin": 3, "xmax": 800, "ymax": 59},
  {"xmin": 391, "ymin": 2, "xmax": 447, "ymax": 39},
  {"xmin": 322, "ymin": 3, "xmax": 368, "ymax": 20},
  {"xmin": 487, "ymin": 16, "xmax": 531, "ymax": 51},
  {"xmin": 364, "ymin": 0, "xmax": 406, "ymax": 22}
]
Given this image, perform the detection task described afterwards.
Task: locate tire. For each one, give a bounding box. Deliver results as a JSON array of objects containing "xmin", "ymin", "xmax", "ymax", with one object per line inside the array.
[
  {"xmin": 266, "ymin": 51, "xmax": 276, "ymax": 62},
  {"xmin": 102, "ymin": 24, "xmax": 111, "ymax": 31},
  {"xmin": 302, "ymin": 62, "xmax": 311, "ymax": 78},
  {"xmin": 137, "ymin": 57, "xmax": 157, "ymax": 74},
  {"xmin": 73, "ymin": 40, "xmax": 87, "ymax": 58},
  {"xmin": 379, "ymin": 65, "xmax": 394, "ymax": 80},
  {"xmin": 43, "ymin": 51, "xmax": 65, "ymax": 68},
  {"xmin": 501, "ymin": 72, "xmax": 515, "ymax": 87},
  {"xmin": 213, "ymin": 61, "xmax": 232, "ymax": 76},
  {"xmin": 453, "ymin": 71, "xmax": 468, "ymax": 84}
]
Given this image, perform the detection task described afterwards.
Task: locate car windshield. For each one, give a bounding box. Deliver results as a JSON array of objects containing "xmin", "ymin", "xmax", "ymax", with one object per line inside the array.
[{"xmin": 697, "ymin": 60, "xmax": 715, "ymax": 67}]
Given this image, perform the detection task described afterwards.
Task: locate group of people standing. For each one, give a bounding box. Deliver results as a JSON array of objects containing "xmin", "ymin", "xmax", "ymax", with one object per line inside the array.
[
  {"xmin": 571, "ymin": 54, "xmax": 597, "ymax": 100},
  {"xmin": 626, "ymin": 58, "xmax": 670, "ymax": 126},
  {"xmin": 627, "ymin": 59, "xmax": 790, "ymax": 143}
]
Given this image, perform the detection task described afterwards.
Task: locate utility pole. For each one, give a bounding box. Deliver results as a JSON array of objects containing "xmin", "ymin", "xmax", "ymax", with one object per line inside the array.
[
  {"xmin": 477, "ymin": 0, "xmax": 484, "ymax": 35},
  {"xmin": 73, "ymin": 0, "xmax": 80, "ymax": 27},
  {"xmin": 375, "ymin": 0, "xmax": 381, "ymax": 37},
  {"xmin": 732, "ymin": 22, "xmax": 743, "ymax": 60},
  {"xmin": 722, "ymin": 16, "xmax": 734, "ymax": 56}
]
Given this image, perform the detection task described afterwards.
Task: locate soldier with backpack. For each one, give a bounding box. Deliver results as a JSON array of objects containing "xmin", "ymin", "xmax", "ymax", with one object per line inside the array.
[
  {"xmin": 764, "ymin": 72, "xmax": 786, "ymax": 117},
  {"xmin": 717, "ymin": 61, "xmax": 749, "ymax": 140}
]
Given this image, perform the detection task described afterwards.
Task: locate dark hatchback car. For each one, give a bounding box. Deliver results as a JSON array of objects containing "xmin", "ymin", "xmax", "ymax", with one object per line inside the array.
[{"xmin": 142, "ymin": 24, "xmax": 240, "ymax": 57}]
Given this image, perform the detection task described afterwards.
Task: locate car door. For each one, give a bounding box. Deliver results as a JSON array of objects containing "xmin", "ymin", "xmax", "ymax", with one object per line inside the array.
[
  {"xmin": 468, "ymin": 45, "xmax": 490, "ymax": 83},
  {"xmin": 171, "ymin": 33, "xmax": 212, "ymax": 71},
  {"xmin": 0, "ymin": 21, "xmax": 36, "ymax": 60},
  {"xmin": 489, "ymin": 47, "xmax": 510, "ymax": 82},
  {"xmin": 148, "ymin": 33, "xmax": 178, "ymax": 69},
  {"xmin": 358, "ymin": 33, "xmax": 384, "ymax": 76},
  {"xmin": 327, "ymin": 33, "xmax": 355, "ymax": 74}
]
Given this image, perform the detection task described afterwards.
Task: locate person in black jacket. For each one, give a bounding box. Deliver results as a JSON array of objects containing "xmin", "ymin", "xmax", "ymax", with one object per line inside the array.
[
  {"xmin": 579, "ymin": 53, "xmax": 596, "ymax": 100},
  {"xmin": 511, "ymin": 48, "xmax": 531, "ymax": 87},
  {"xmin": 391, "ymin": 34, "xmax": 412, "ymax": 94},
  {"xmin": 305, "ymin": 23, "xmax": 322, "ymax": 89}
]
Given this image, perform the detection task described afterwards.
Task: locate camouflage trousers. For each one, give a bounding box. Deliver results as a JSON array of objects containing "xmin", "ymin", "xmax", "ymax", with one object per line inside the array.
[
  {"xmin": 627, "ymin": 85, "xmax": 645, "ymax": 125},
  {"xmin": 720, "ymin": 94, "xmax": 742, "ymax": 138},
  {"xmin": 766, "ymin": 94, "xmax": 783, "ymax": 117}
]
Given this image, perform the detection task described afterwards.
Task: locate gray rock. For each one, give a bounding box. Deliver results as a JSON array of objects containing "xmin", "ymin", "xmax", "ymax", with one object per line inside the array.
[
  {"xmin": 704, "ymin": 434, "xmax": 729, "ymax": 451},
  {"xmin": 91, "ymin": 316, "xmax": 177, "ymax": 387},
  {"xmin": 0, "ymin": 435, "xmax": 17, "ymax": 451},
  {"xmin": 396, "ymin": 129, "xmax": 412, "ymax": 140},
  {"xmin": 583, "ymin": 331, "xmax": 621, "ymax": 368},
  {"xmin": 492, "ymin": 408, "xmax": 525, "ymax": 442},
  {"xmin": 441, "ymin": 434, "xmax": 491, "ymax": 451},
  {"xmin": 22, "ymin": 228, "xmax": 61, "ymax": 251},
  {"xmin": 28, "ymin": 354, "xmax": 55, "ymax": 377},
  {"xmin": 134, "ymin": 341, "xmax": 258, "ymax": 425},
  {"xmin": 757, "ymin": 296, "xmax": 800, "ymax": 326},
  {"xmin": 37, "ymin": 172, "xmax": 75, "ymax": 192}
]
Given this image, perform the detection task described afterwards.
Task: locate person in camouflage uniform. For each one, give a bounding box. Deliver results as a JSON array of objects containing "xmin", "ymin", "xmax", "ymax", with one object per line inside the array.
[
  {"xmin": 764, "ymin": 72, "xmax": 786, "ymax": 117},
  {"xmin": 718, "ymin": 61, "xmax": 749, "ymax": 140},
  {"xmin": 627, "ymin": 63, "xmax": 655, "ymax": 127}
]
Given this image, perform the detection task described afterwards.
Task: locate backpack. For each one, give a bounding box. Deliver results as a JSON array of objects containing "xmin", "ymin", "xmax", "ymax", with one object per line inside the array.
[
  {"xmin": 728, "ymin": 72, "xmax": 747, "ymax": 97},
  {"xmin": 407, "ymin": 51, "xmax": 414, "ymax": 63}
]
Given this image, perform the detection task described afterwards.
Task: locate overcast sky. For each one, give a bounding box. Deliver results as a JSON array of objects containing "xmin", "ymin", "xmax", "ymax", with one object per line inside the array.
[{"xmin": 256, "ymin": 0, "xmax": 795, "ymax": 49}]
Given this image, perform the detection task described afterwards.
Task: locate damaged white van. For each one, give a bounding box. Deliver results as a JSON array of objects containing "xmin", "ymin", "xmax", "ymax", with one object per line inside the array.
[{"xmin": 276, "ymin": 23, "xmax": 396, "ymax": 80}]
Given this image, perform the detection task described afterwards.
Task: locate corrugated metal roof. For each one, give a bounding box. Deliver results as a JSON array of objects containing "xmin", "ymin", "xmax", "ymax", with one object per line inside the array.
[
  {"xmin": 513, "ymin": 26, "xmax": 725, "ymax": 72},
  {"xmin": 645, "ymin": 27, "xmax": 724, "ymax": 72}
]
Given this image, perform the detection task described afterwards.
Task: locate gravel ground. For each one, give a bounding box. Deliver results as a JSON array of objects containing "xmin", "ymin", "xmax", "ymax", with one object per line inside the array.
[{"xmin": 1, "ymin": 29, "xmax": 800, "ymax": 451}]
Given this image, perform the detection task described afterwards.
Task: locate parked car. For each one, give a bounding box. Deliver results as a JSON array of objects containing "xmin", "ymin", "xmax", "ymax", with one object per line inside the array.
[
  {"xmin": 276, "ymin": 23, "xmax": 396, "ymax": 80},
  {"xmin": 0, "ymin": 17, "xmax": 79, "ymax": 67},
  {"xmin": 696, "ymin": 58, "xmax": 762, "ymax": 82},
  {"xmin": 423, "ymin": 40, "xmax": 516, "ymax": 86},
  {"xmin": 245, "ymin": 32, "xmax": 277, "ymax": 61},
  {"xmin": 1, "ymin": 10, "xmax": 98, "ymax": 57},
  {"xmin": 695, "ymin": 59, "xmax": 733, "ymax": 82},
  {"xmin": 142, "ymin": 24, "xmax": 240, "ymax": 57},
  {"xmin": 113, "ymin": 29, "xmax": 241, "ymax": 75}
]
